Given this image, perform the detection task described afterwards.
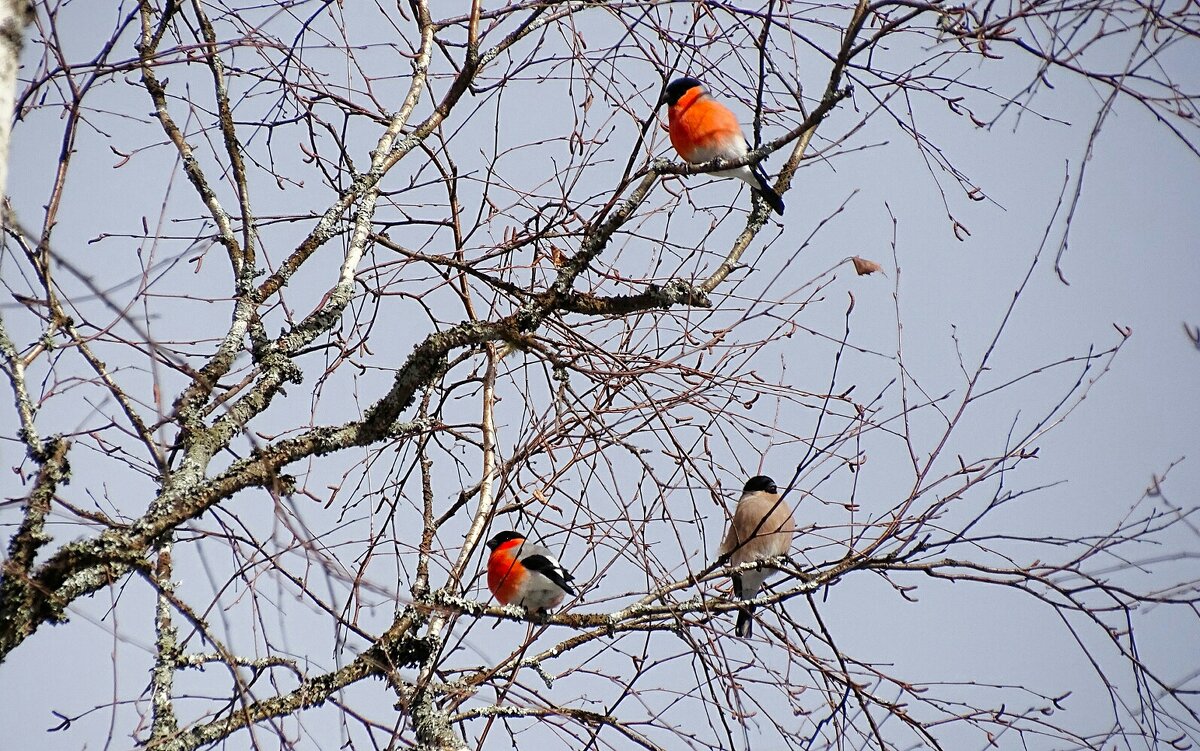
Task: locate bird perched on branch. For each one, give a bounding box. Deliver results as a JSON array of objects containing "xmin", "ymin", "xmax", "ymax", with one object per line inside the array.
[
  {"xmin": 486, "ymin": 530, "xmax": 577, "ymax": 616},
  {"xmin": 660, "ymin": 76, "xmax": 785, "ymax": 215},
  {"xmin": 717, "ymin": 475, "xmax": 796, "ymax": 637}
]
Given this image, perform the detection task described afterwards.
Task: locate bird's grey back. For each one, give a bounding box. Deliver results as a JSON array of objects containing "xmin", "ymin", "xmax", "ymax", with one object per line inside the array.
[{"xmin": 517, "ymin": 540, "xmax": 554, "ymax": 560}]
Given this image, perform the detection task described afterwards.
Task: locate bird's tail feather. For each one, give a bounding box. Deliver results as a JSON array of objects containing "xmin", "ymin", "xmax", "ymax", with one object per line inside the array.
[
  {"xmin": 752, "ymin": 164, "xmax": 785, "ymax": 215},
  {"xmin": 735, "ymin": 605, "xmax": 755, "ymax": 638},
  {"xmin": 732, "ymin": 572, "xmax": 755, "ymax": 637}
]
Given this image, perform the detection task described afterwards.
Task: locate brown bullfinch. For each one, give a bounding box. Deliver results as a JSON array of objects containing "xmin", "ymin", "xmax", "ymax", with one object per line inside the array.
[
  {"xmin": 717, "ymin": 475, "xmax": 796, "ymax": 637},
  {"xmin": 485, "ymin": 530, "xmax": 577, "ymax": 616},
  {"xmin": 660, "ymin": 76, "xmax": 785, "ymax": 215}
]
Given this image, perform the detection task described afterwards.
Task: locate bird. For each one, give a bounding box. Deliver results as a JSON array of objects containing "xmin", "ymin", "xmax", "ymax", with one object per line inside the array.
[
  {"xmin": 485, "ymin": 530, "xmax": 577, "ymax": 617},
  {"xmin": 717, "ymin": 474, "xmax": 796, "ymax": 637},
  {"xmin": 660, "ymin": 76, "xmax": 785, "ymax": 215}
]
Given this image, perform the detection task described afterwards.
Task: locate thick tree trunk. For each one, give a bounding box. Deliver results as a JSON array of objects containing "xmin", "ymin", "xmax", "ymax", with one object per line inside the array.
[{"xmin": 0, "ymin": 0, "xmax": 31, "ymax": 198}]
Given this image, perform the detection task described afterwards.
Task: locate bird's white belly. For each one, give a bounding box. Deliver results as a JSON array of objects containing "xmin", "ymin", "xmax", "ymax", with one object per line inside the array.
[
  {"xmin": 515, "ymin": 573, "xmax": 567, "ymax": 611},
  {"xmin": 685, "ymin": 140, "xmax": 755, "ymax": 183}
]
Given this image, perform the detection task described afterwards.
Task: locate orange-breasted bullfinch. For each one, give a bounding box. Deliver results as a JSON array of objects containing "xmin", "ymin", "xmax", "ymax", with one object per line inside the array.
[
  {"xmin": 660, "ymin": 77, "xmax": 785, "ymax": 215},
  {"xmin": 717, "ymin": 474, "xmax": 796, "ymax": 637},
  {"xmin": 485, "ymin": 530, "xmax": 577, "ymax": 616}
]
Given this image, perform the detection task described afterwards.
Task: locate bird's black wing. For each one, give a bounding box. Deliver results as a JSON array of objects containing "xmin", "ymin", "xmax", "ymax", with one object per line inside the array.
[{"xmin": 521, "ymin": 554, "xmax": 577, "ymax": 595}]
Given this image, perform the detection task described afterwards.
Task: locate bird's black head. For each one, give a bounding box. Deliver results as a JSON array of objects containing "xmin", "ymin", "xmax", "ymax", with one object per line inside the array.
[
  {"xmin": 743, "ymin": 475, "xmax": 778, "ymax": 494},
  {"xmin": 660, "ymin": 76, "xmax": 705, "ymax": 107},
  {"xmin": 486, "ymin": 530, "xmax": 523, "ymax": 550}
]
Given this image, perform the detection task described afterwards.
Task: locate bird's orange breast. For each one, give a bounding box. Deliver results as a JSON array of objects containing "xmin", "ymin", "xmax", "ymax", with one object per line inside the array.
[
  {"xmin": 487, "ymin": 543, "xmax": 525, "ymax": 605},
  {"xmin": 668, "ymin": 89, "xmax": 743, "ymax": 162}
]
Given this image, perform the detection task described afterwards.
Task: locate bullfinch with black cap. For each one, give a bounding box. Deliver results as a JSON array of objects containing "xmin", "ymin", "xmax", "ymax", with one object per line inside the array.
[
  {"xmin": 717, "ymin": 475, "xmax": 796, "ymax": 637},
  {"xmin": 660, "ymin": 76, "xmax": 786, "ymax": 215},
  {"xmin": 485, "ymin": 530, "xmax": 577, "ymax": 617}
]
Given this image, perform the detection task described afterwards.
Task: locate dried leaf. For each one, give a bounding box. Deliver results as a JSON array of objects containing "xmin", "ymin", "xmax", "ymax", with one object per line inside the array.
[{"xmin": 851, "ymin": 256, "xmax": 882, "ymax": 276}]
